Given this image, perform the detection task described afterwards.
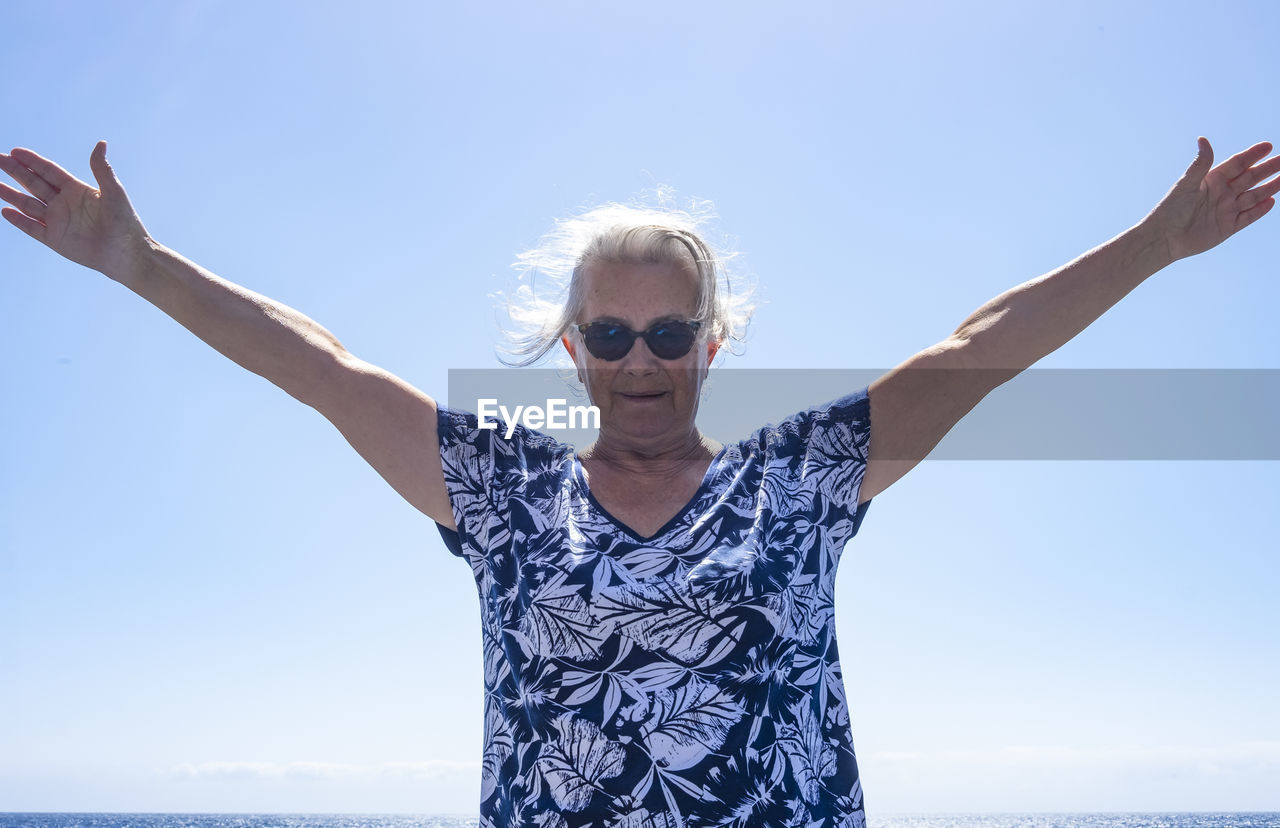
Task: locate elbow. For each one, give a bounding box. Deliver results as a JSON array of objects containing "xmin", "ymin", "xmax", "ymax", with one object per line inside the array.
[
  {"xmin": 940, "ymin": 333, "xmax": 1025, "ymax": 392},
  {"xmin": 285, "ymin": 345, "xmax": 353, "ymax": 410},
  {"xmin": 951, "ymin": 316, "xmax": 1041, "ymax": 376}
]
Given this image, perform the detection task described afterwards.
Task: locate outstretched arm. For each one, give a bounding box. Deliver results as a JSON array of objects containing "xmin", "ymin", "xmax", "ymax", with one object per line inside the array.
[
  {"xmin": 1, "ymin": 141, "xmax": 348, "ymax": 401},
  {"xmin": 1, "ymin": 142, "xmax": 457, "ymax": 527},
  {"xmin": 859, "ymin": 138, "xmax": 1280, "ymax": 504}
]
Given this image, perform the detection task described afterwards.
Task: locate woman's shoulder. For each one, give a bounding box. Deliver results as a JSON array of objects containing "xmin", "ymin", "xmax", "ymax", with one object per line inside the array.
[
  {"xmin": 736, "ymin": 387, "xmax": 871, "ymax": 452},
  {"xmin": 437, "ymin": 403, "xmax": 577, "ymax": 490}
]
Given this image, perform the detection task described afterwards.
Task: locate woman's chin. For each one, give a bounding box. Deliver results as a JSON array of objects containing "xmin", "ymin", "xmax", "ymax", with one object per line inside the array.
[{"xmin": 601, "ymin": 410, "xmax": 684, "ymax": 444}]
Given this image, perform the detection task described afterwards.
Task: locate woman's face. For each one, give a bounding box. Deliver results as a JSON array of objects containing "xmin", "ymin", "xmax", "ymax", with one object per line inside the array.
[{"xmin": 562, "ymin": 259, "xmax": 720, "ymax": 452}]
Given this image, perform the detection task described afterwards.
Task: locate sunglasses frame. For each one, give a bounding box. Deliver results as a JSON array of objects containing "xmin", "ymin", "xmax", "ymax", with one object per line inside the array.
[{"xmin": 575, "ymin": 319, "xmax": 704, "ymax": 362}]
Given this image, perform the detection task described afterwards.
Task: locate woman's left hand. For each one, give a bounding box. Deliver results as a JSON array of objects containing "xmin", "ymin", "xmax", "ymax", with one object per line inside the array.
[{"xmin": 1149, "ymin": 137, "xmax": 1279, "ymax": 262}]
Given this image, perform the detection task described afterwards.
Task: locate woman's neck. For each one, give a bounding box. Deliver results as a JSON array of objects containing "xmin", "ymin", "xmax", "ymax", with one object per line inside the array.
[{"xmin": 580, "ymin": 428, "xmax": 721, "ymax": 478}]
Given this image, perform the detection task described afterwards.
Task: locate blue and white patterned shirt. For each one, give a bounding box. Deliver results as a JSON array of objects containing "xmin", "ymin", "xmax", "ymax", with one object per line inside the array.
[{"xmin": 436, "ymin": 388, "xmax": 873, "ymax": 828}]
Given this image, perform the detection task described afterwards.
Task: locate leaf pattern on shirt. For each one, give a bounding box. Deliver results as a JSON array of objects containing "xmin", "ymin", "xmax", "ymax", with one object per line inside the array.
[
  {"xmin": 481, "ymin": 699, "xmax": 515, "ymax": 802},
  {"xmin": 607, "ymin": 810, "xmax": 677, "ymax": 828},
  {"xmin": 595, "ymin": 575, "xmax": 749, "ymax": 666},
  {"xmin": 639, "ymin": 674, "xmax": 746, "ymax": 770},
  {"xmin": 537, "ymin": 714, "xmax": 628, "ymax": 812},
  {"xmin": 520, "ymin": 569, "xmax": 612, "ymax": 659},
  {"xmin": 436, "ymin": 390, "xmax": 872, "ymax": 828},
  {"xmin": 778, "ymin": 702, "xmax": 839, "ymax": 806}
]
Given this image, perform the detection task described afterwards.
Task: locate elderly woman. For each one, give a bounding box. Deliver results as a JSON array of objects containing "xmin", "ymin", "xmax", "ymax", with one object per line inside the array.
[{"xmin": 1, "ymin": 139, "xmax": 1276, "ymax": 827}]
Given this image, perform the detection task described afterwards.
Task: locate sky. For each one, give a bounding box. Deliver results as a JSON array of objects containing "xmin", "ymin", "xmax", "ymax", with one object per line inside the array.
[{"xmin": 1, "ymin": 0, "xmax": 1277, "ymax": 816}]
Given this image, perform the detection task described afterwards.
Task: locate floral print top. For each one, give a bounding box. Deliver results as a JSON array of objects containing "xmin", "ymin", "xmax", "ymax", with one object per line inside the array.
[{"xmin": 435, "ymin": 388, "xmax": 873, "ymax": 828}]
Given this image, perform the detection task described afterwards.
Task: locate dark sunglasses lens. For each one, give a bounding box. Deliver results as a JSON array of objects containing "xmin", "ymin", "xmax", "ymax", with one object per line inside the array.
[
  {"xmin": 646, "ymin": 322, "xmax": 698, "ymax": 359},
  {"xmin": 583, "ymin": 325, "xmax": 634, "ymax": 361}
]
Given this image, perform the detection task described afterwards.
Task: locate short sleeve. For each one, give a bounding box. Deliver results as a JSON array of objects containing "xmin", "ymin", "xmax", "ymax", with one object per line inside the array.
[
  {"xmin": 433, "ymin": 406, "xmax": 570, "ymax": 560},
  {"xmin": 746, "ymin": 387, "xmax": 873, "ymax": 529}
]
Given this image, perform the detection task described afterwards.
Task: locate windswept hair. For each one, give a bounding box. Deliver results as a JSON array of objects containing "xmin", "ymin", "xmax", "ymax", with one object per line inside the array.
[{"xmin": 499, "ymin": 190, "xmax": 756, "ymax": 367}]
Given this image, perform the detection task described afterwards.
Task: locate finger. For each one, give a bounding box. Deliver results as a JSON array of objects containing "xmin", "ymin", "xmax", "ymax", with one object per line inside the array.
[
  {"xmin": 1237, "ymin": 172, "xmax": 1280, "ymax": 211},
  {"xmin": 0, "ymin": 180, "xmax": 46, "ymax": 219},
  {"xmin": 1229, "ymin": 153, "xmax": 1280, "ymax": 192},
  {"xmin": 89, "ymin": 140, "xmax": 125, "ymax": 197},
  {"xmin": 1215, "ymin": 140, "xmax": 1273, "ymax": 182},
  {"xmin": 9, "ymin": 147, "xmax": 81, "ymax": 192},
  {"xmin": 0, "ymin": 152, "xmax": 58, "ymax": 202},
  {"xmin": 1235, "ymin": 196, "xmax": 1274, "ymax": 232},
  {"xmin": 1, "ymin": 205, "xmax": 48, "ymax": 243}
]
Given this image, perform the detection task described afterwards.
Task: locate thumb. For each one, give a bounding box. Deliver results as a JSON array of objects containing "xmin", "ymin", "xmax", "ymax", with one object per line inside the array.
[
  {"xmin": 1181, "ymin": 136, "xmax": 1214, "ymax": 184},
  {"xmin": 89, "ymin": 140, "xmax": 125, "ymax": 196}
]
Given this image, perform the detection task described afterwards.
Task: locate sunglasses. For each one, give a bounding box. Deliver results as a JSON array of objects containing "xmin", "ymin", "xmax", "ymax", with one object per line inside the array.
[{"xmin": 575, "ymin": 320, "xmax": 703, "ymax": 361}]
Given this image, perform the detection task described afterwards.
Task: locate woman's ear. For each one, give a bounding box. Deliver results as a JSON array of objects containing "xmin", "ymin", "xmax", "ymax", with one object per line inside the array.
[
  {"xmin": 701, "ymin": 339, "xmax": 721, "ymax": 380},
  {"xmin": 562, "ymin": 335, "xmax": 584, "ymax": 383}
]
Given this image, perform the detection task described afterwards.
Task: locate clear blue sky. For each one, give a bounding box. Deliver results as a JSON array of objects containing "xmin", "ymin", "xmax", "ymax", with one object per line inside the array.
[{"xmin": 1, "ymin": 0, "xmax": 1277, "ymax": 815}]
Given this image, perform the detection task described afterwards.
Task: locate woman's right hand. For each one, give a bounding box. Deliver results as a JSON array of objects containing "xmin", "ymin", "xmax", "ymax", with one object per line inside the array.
[{"xmin": 0, "ymin": 141, "xmax": 151, "ymax": 278}]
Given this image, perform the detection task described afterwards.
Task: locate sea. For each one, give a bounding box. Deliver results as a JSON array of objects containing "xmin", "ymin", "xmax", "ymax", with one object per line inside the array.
[{"xmin": 2, "ymin": 816, "xmax": 1279, "ymax": 828}]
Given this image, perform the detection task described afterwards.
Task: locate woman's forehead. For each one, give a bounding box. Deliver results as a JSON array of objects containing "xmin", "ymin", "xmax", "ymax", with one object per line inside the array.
[{"xmin": 578, "ymin": 259, "xmax": 700, "ymax": 322}]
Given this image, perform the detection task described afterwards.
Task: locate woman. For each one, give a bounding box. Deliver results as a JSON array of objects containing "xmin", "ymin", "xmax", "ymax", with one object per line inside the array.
[{"xmin": 1, "ymin": 138, "xmax": 1276, "ymax": 827}]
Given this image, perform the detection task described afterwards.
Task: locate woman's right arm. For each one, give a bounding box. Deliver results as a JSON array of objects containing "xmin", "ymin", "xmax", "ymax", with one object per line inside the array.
[{"xmin": 1, "ymin": 142, "xmax": 456, "ymax": 529}]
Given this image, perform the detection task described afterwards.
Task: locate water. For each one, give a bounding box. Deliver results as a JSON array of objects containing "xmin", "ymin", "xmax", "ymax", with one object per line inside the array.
[
  {"xmin": 2, "ymin": 816, "xmax": 1278, "ymax": 828},
  {"xmin": 0, "ymin": 819, "xmax": 474, "ymax": 828},
  {"xmin": 874, "ymin": 817, "xmax": 1280, "ymax": 828}
]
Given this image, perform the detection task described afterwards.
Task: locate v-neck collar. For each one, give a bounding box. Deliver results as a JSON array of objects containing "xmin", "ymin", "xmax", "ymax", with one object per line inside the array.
[{"xmin": 571, "ymin": 446, "xmax": 729, "ymax": 543}]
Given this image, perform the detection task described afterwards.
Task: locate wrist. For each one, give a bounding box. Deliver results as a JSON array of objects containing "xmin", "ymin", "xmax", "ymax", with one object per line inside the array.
[
  {"xmin": 101, "ymin": 234, "xmax": 162, "ymax": 288},
  {"xmin": 1130, "ymin": 216, "xmax": 1177, "ymax": 272}
]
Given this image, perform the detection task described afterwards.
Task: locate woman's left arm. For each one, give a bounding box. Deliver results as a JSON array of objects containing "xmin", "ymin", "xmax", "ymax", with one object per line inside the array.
[{"xmin": 859, "ymin": 138, "xmax": 1280, "ymax": 504}]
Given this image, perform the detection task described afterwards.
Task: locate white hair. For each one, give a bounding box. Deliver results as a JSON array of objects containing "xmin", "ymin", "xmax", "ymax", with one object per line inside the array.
[{"xmin": 499, "ymin": 192, "xmax": 755, "ymax": 367}]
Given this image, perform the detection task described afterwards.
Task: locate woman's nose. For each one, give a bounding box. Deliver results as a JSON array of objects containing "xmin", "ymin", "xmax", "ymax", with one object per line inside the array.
[{"xmin": 619, "ymin": 335, "xmax": 661, "ymax": 372}]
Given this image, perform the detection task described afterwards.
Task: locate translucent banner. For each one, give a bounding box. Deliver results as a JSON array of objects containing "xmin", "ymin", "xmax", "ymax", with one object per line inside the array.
[{"xmin": 445, "ymin": 368, "xmax": 1280, "ymax": 460}]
